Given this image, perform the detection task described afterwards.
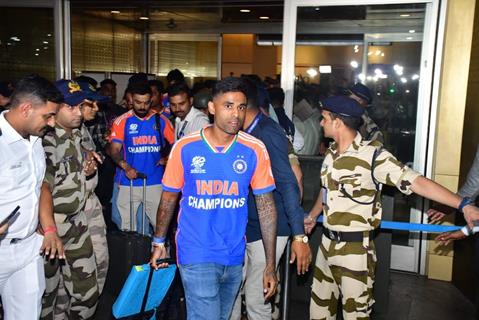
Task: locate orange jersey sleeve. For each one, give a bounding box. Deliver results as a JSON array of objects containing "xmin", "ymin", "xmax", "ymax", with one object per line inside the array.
[{"xmin": 162, "ymin": 138, "xmax": 185, "ymax": 192}]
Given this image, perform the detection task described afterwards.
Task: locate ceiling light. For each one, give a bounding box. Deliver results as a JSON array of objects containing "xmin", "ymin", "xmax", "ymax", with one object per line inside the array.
[
  {"xmin": 319, "ymin": 65, "xmax": 332, "ymax": 74},
  {"xmin": 43, "ymin": 46, "xmax": 48, "ymax": 50},
  {"xmin": 35, "ymin": 53, "xmax": 39, "ymax": 56},
  {"xmin": 358, "ymin": 74, "xmax": 365, "ymax": 81},
  {"xmin": 315, "ymin": 7, "xmax": 320, "ymax": 11},
  {"xmin": 405, "ymin": 89, "xmax": 410, "ymax": 93},
  {"xmin": 411, "ymin": 74, "xmax": 420, "ymax": 80},
  {"xmin": 259, "ymin": 16, "xmax": 269, "ymax": 20},
  {"xmin": 375, "ymin": 50, "xmax": 381, "ymax": 56},
  {"xmin": 409, "ymin": 30, "xmax": 416, "ymax": 33},
  {"xmin": 43, "ymin": 41, "xmax": 48, "ymax": 44},
  {"xmin": 47, "ymin": 33, "xmax": 52, "ymax": 37},
  {"xmin": 36, "ymin": 48, "xmax": 40, "ymax": 51},
  {"xmin": 240, "ymin": 9, "xmax": 250, "ymax": 13},
  {"xmin": 306, "ymin": 68, "xmax": 318, "ymax": 77},
  {"xmin": 400, "ymin": 14, "xmax": 411, "ymax": 17},
  {"xmin": 111, "ymin": 10, "xmax": 120, "ymax": 14},
  {"xmin": 400, "ymin": 77, "xmax": 407, "ymax": 83},
  {"xmin": 350, "ymin": 61, "xmax": 359, "ymax": 69},
  {"xmin": 139, "ymin": 16, "xmax": 149, "ymax": 20},
  {"xmin": 406, "ymin": 36, "xmax": 413, "ymax": 40},
  {"xmin": 7, "ymin": 42, "xmax": 12, "ymax": 46}
]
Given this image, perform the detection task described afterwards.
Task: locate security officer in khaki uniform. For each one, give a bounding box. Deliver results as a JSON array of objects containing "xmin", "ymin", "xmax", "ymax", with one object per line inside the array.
[
  {"xmin": 305, "ymin": 96, "xmax": 479, "ymax": 319},
  {"xmin": 41, "ymin": 80, "xmax": 99, "ymax": 320},
  {"xmin": 348, "ymin": 83, "xmax": 384, "ymax": 143}
]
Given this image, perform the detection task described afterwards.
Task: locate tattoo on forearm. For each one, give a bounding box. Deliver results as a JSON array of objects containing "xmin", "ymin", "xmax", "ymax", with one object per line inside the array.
[
  {"xmin": 155, "ymin": 197, "xmax": 177, "ymax": 237},
  {"xmin": 255, "ymin": 192, "xmax": 277, "ymax": 266}
]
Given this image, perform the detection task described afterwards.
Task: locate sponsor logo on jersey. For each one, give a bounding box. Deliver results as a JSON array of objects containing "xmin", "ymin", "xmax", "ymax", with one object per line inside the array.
[{"xmin": 191, "ymin": 156, "xmax": 206, "ymax": 174}]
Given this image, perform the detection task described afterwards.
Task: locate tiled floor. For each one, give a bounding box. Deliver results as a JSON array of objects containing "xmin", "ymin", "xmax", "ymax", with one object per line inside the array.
[
  {"xmin": 94, "ymin": 271, "xmax": 476, "ymax": 319},
  {"xmin": 289, "ymin": 271, "xmax": 476, "ymax": 320}
]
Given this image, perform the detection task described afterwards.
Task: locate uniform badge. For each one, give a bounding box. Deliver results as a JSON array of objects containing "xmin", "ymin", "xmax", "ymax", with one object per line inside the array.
[{"xmin": 232, "ymin": 159, "xmax": 247, "ymax": 174}]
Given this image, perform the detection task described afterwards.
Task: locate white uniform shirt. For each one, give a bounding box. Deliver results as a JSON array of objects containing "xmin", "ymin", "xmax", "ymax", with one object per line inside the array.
[
  {"xmin": 0, "ymin": 111, "xmax": 46, "ymax": 239},
  {"xmin": 174, "ymin": 107, "xmax": 209, "ymax": 142}
]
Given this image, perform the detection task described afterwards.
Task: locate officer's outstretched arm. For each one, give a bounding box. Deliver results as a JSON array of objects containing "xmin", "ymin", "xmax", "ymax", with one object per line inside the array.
[{"xmin": 410, "ymin": 175, "xmax": 479, "ymax": 228}]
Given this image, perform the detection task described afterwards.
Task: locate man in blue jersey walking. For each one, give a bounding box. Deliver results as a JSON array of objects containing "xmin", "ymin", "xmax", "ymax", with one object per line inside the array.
[{"xmin": 150, "ymin": 77, "xmax": 278, "ymax": 320}]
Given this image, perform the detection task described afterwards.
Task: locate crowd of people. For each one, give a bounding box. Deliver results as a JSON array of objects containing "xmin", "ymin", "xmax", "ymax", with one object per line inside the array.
[{"xmin": 1, "ymin": 68, "xmax": 479, "ymax": 320}]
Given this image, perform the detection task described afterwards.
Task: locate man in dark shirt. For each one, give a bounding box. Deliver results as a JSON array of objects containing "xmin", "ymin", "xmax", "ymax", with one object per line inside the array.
[{"xmin": 231, "ymin": 80, "xmax": 311, "ymax": 320}]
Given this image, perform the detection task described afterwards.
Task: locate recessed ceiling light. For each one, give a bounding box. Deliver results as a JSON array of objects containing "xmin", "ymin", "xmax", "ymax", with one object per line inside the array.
[
  {"xmin": 111, "ymin": 10, "xmax": 120, "ymax": 14},
  {"xmin": 409, "ymin": 29, "xmax": 415, "ymax": 33},
  {"xmin": 406, "ymin": 36, "xmax": 413, "ymax": 40},
  {"xmin": 240, "ymin": 9, "xmax": 250, "ymax": 13},
  {"xmin": 400, "ymin": 14, "xmax": 411, "ymax": 17},
  {"xmin": 139, "ymin": 16, "xmax": 149, "ymax": 20},
  {"xmin": 36, "ymin": 48, "xmax": 40, "ymax": 51},
  {"xmin": 35, "ymin": 53, "xmax": 39, "ymax": 56},
  {"xmin": 259, "ymin": 16, "xmax": 269, "ymax": 20},
  {"xmin": 315, "ymin": 7, "xmax": 320, "ymax": 11},
  {"xmin": 43, "ymin": 46, "xmax": 48, "ymax": 50},
  {"xmin": 47, "ymin": 33, "xmax": 52, "ymax": 37},
  {"xmin": 43, "ymin": 41, "xmax": 49, "ymax": 44}
]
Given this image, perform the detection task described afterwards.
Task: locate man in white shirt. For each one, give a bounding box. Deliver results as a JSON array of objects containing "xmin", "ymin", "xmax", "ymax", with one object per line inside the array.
[
  {"xmin": 0, "ymin": 75, "xmax": 64, "ymax": 320},
  {"xmin": 168, "ymin": 82, "xmax": 209, "ymax": 142}
]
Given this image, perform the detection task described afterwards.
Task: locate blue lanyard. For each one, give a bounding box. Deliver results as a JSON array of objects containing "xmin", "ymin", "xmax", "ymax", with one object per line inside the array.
[{"xmin": 246, "ymin": 112, "xmax": 262, "ymax": 134}]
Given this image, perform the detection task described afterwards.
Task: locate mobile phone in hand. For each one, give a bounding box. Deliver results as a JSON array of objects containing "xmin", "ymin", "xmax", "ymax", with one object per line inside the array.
[{"xmin": 0, "ymin": 205, "xmax": 20, "ymax": 227}]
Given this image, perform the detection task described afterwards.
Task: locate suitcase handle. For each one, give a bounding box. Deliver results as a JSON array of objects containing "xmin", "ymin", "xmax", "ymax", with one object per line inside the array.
[{"xmin": 154, "ymin": 258, "xmax": 176, "ymax": 265}]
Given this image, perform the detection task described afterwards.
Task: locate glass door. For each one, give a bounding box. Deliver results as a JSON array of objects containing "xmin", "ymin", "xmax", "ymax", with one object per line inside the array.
[{"xmin": 282, "ymin": 0, "xmax": 442, "ymax": 273}]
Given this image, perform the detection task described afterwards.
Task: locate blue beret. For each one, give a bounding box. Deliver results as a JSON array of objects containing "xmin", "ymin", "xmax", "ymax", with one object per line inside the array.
[
  {"xmin": 349, "ymin": 83, "xmax": 372, "ymax": 104},
  {"xmin": 320, "ymin": 96, "xmax": 364, "ymax": 118}
]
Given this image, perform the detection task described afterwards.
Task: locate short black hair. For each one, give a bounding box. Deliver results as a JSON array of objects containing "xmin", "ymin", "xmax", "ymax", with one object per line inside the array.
[
  {"xmin": 74, "ymin": 75, "xmax": 97, "ymax": 88},
  {"xmin": 128, "ymin": 83, "xmax": 152, "ymax": 96},
  {"xmin": 148, "ymin": 79, "xmax": 164, "ymax": 93},
  {"xmin": 166, "ymin": 69, "xmax": 185, "ymax": 84},
  {"xmin": 329, "ymin": 112, "xmax": 363, "ymax": 131},
  {"xmin": 212, "ymin": 77, "xmax": 247, "ymax": 100},
  {"xmin": 128, "ymin": 72, "xmax": 148, "ymax": 86},
  {"xmin": 241, "ymin": 77, "xmax": 258, "ymax": 109},
  {"xmin": 9, "ymin": 75, "xmax": 63, "ymax": 108},
  {"xmin": 268, "ymin": 87, "xmax": 285, "ymax": 106},
  {"xmin": 167, "ymin": 82, "xmax": 190, "ymax": 98},
  {"xmin": 100, "ymin": 78, "xmax": 117, "ymax": 87}
]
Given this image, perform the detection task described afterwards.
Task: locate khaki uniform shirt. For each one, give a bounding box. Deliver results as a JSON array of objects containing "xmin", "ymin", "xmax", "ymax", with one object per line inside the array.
[
  {"xmin": 43, "ymin": 125, "xmax": 87, "ymax": 215},
  {"xmin": 360, "ymin": 111, "xmax": 384, "ymax": 143},
  {"xmin": 321, "ymin": 133, "xmax": 420, "ymax": 232}
]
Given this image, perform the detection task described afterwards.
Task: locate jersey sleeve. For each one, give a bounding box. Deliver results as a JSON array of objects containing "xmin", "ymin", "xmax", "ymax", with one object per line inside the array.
[
  {"xmin": 162, "ymin": 141, "xmax": 185, "ymax": 192},
  {"xmin": 160, "ymin": 114, "xmax": 175, "ymax": 145},
  {"xmin": 109, "ymin": 117, "xmax": 126, "ymax": 144},
  {"xmin": 373, "ymin": 148, "xmax": 421, "ymax": 195},
  {"xmin": 250, "ymin": 142, "xmax": 276, "ymax": 195}
]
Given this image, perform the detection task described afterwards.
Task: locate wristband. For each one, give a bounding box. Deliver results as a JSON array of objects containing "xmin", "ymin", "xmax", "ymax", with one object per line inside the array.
[
  {"xmin": 458, "ymin": 197, "xmax": 474, "ymax": 213},
  {"xmin": 152, "ymin": 236, "xmax": 165, "ymax": 245},
  {"xmin": 43, "ymin": 226, "xmax": 57, "ymax": 234},
  {"xmin": 152, "ymin": 242, "xmax": 165, "ymax": 248}
]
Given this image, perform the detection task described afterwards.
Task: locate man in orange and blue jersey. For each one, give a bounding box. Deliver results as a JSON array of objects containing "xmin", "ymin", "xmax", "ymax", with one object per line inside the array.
[
  {"xmin": 108, "ymin": 83, "xmax": 174, "ymax": 232},
  {"xmin": 150, "ymin": 77, "xmax": 279, "ymax": 320}
]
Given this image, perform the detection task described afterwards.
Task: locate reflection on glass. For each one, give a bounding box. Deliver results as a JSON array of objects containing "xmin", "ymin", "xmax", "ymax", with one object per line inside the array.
[
  {"xmin": 293, "ymin": 4, "xmax": 425, "ymax": 250},
  {"xmin": 0, "ymin": 7, "xmax": 55, "ymax": 81}
]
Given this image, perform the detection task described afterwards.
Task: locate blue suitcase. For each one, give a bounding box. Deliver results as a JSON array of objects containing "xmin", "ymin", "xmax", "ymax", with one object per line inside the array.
[{"xmin": 112, "ymin": 260, "xmax": 177, "ymax": 319}]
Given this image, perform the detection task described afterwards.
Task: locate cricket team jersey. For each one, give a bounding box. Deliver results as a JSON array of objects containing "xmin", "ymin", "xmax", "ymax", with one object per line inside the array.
[
  {"xmin": 110, "ymin": 110, "xmax": 174, "ymax": 186},
  {"xmin": 162, "ymin": 127, "xmax": 275, "ymax": 265}
]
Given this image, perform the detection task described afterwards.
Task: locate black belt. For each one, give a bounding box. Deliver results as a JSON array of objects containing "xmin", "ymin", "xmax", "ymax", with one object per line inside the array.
[{"xmin": 323, "ymin": 226, "xmax": 374, "ymax": 243}]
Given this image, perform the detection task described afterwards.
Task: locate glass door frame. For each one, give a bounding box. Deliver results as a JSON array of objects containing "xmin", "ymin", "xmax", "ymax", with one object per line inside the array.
[
  {"xmin": 0, "ymin": 0, "xmax": 70, "ymax": 79},
  {"xmin": 281, "ymin": 0, "xmax": 447, "ymax": 274}
]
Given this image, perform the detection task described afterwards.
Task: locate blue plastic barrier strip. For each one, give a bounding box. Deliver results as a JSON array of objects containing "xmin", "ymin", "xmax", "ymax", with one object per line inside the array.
[{"xmin": 317, "ymin": 215, "xmax": 461, "ymax": 233}]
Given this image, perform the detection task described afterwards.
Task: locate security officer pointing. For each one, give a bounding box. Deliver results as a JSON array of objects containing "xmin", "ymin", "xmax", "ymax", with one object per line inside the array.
[{"xmin": 305, "ymin": 96, "xmax": 479, "ymax": 319}]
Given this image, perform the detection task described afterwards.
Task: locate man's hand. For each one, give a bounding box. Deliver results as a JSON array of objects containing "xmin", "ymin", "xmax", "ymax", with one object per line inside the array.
[
  {"xmin": 262, "ymin": 264, "xmax": 278, "ymax": 301},
  {"xmin": 426, "ymin": 209, "xmax": 447, "ymax": 224},
  {"xmin": 463, "ymin": 205, "xmax": 479, "ymax": 229},
  {"xmin": 436, "ymin": 230, "xmax": 466, "ymax": 246},
  {"xmin": 290, "ymin": 241, "xmax": 312, "ymax": 275},
  {"xmin": 0, "ymin": 223, "xmax": 8, "ymax": 235},
  {"xmin": 40, "ymin": 232, "xmax": 65, "ymax": 260},
  {"xmin": 125, "ymin": 165, "xmax": 138, "ymax": 180},
  {"xmin": 304, "ymin": 214, "xmax": 317, "ymax": 235},
  {"xmin": 150, "ymin": 245, "xmax": 169, "ymax": 270}
]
